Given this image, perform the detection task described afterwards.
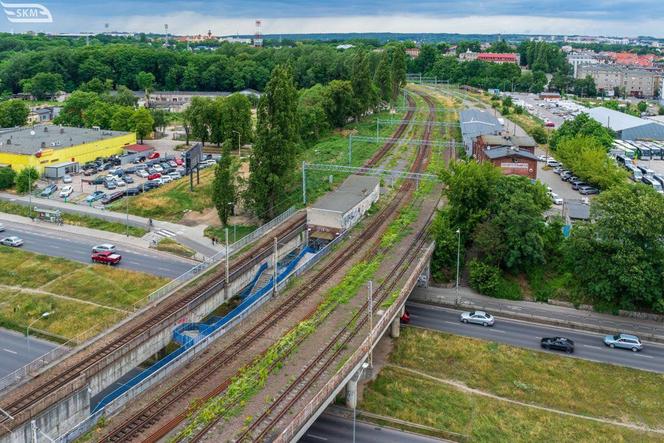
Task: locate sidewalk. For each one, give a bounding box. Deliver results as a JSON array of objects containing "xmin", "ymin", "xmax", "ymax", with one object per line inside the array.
[
  {"xmin": 0, "ymin": 192, "xmax": 222, "ymax": 258},
  {"xmin": 411, "ymin": 286, "xmax": 664, "ymax": 344}
]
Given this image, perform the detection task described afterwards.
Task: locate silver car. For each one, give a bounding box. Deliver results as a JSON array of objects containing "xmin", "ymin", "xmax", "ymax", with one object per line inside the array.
[
  {"xmin": 603, "ymin": 333, "xmax": 643, "ymax": 352},
  {"xmin": 1, "ymin": 236, "xmax": 24, "ymax": 247},
  {"xmin": 92, "ymin": 244, "xmax": 116, "ymax": 253},
  {"xmin": 460, "ymin": 311, "xmax": 495, "ymax": 327}
]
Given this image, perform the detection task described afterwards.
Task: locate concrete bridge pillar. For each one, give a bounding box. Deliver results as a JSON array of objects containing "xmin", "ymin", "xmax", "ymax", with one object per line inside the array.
[
  {"xmin": 345, "ymin": 378, "xmax": 358, "ymax": 409},
  {"xmin": 417, "ymin": 258, "xmax": 431, "ymax": 288},
  {"xmin": 390, "ymin": 305, "xmax": 405, "ymax": 339}
]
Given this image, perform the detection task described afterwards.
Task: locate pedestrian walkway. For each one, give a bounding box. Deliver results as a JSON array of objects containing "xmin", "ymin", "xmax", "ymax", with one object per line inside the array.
[{"xmin": 411, "ymin": 286, "xmax": 664, "ymax": 343}]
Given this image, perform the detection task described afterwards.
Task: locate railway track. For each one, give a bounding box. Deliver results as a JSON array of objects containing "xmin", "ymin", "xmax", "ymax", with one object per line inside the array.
[
  {"xmin": 184, "ymin": 91, "xmax": 437, "ymax": 442},
  {"xmin": 0, "ymin": 212, "xmax": 308, "ymax": 434},
  {"xmin": 94, "ymin": 94, "xmax": 421, "ymax": 443}
]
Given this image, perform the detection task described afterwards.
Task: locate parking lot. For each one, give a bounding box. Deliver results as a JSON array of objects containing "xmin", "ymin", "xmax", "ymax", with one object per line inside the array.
[{"xmin": 506, "ymin": 92, "xmax": 588, "ymax": 128}]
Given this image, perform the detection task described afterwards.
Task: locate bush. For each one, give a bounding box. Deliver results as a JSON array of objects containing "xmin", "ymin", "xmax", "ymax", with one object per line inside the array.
[
  {"xmin": 14, "ymin": 167, "xmax": 39, "ymax": 194},
  {"xmin": 529, "ymin": 126, "xmax": 548, "ymax": 144},
  {"xmin": 468, "ymin": 260, "xmax": 501, "ymax": 295},
  {"xmin": 0, "ymin": 167, "xmax": 16, "ymax": 190}
]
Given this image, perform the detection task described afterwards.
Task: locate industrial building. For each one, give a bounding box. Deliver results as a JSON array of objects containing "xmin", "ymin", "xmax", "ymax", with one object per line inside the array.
[
  {"xmin": 459, "ymin": 109, "xmax": 503, "ymax": 158},
  {"xmin": 473, "ymin": 134, "xmax": 538, "ymax": 179},
  {"xmin": 0, "ymin": 125, "xmax": 135, "ymax": 173},
  {"xmin": 588, "ymin": 107, "xmax": 664, "ymax": 141},
  {"xmin": 307, "ymin": 175, "xmax": 380, "ymax": 240}
]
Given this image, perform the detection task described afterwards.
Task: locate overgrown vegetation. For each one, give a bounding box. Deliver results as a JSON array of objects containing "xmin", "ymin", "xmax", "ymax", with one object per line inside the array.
[{"xmin": 154, "ymin": 238, "xmax": 196, "ymax": 258}]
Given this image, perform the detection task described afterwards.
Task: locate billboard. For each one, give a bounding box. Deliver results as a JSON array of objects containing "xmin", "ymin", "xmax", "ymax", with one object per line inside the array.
[{"xmin": 184, "ymin": 142, "xmax": 203, "ymax": 173}]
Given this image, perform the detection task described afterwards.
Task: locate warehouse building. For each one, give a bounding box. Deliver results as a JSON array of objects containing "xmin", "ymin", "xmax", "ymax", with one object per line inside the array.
[
  {"xmin": 459, "ymin": 109, "xmax": 503, "ymax": 158},
  {"xmin": 0, "ymin": 125, "xmax": 135, "ymax": 173},
  {"xmin": 588, "ymin": 107, "xmax": 664, "ymax": 141},
  {"xmin": 307, "ymin": 175, "xmax": 380, "ymax": 240},
  {"xmin": 473, "ymin": 134, "xmax": 538, "ymax": 179}
]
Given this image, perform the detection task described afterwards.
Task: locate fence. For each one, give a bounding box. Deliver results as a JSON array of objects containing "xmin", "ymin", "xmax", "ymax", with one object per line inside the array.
[
  {"xmin": 0, "ymin": 207, "xmax": 298, "ymax": 397},
  {"xmin": 275, "ymin": 242, "xmax": 434, "ymax": 443},
  {"xmin": 55, "ymin": 230, "xmax": 350, "ymax": 442}
]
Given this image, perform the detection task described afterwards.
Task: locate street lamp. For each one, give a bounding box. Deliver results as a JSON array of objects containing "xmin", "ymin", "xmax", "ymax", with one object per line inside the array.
[
  {"xmin": 27, "ymin": 312, "xmax": 51, "ymax": 354},
  {"xmin": 352, "ymin": 361, "xmax": 370, "ymax": 443},
  {"xmin": 455, "ymin": 229, "xmax": 461, "ymax": 304},
  {"xmin": 232, "ymin": 130, "xmax": 241, "ymax": 157}
]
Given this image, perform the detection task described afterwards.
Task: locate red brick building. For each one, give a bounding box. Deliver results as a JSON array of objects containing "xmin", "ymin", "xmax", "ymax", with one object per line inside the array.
[
  {"xmin": 473, "ymin": 134, "xmax": 538, "ymax": 179},
  {"xmin": 476, "ymin": 53, "xmax": 520, "ymax": 64}
]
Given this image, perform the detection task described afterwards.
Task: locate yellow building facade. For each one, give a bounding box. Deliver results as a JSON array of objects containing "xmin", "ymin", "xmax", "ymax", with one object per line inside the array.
[{"xmin": 0, "ymin": 130, "xmax": 136, "ymax": 174}]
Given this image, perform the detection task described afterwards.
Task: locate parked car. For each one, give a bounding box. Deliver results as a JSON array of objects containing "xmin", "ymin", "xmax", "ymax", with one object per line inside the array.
[
  {"xmin": 553, "ymin": 167, "xmax": 563, "ymax": 175},
  {"xmin": 603, "ymin": 333, "xmax": 643, "ymax": 352},
  {"xmin": 136, "ymin": 170, "xmax": 149, "ymax": 178},
  {"xmin": 125, "ymin": 187, "xmax": 141, "ymax": 196},
  {"xmin": 62, "ymin": 174, "xmax": 73, "ymax": 184},
  {"xmin": 544, "ymin": 121, "xmax": 555, "ymax": 128},
  {"xmin": 91, "ymin": 251, "xmax": 122, "ymax": 265},
  {"xmin": 86, "ymin": 191, "xmax": 105, "ymax": 203},
  {"xmin": 560, "ymin": 171, "xmax": 573, "ymax": 181},
  {"xmin": 549, "ymin": 192, "xmax": 563, "ymax": 205},
  {"xmin": 59, "ymin": 185, "xmax": 74, "ymax": 198},
  {"xmin": 148, "ymin": 152, "xmax": 160, "ymax": 160},
  {"xmin": 546, "ymin": 158, "xmax": 560, "ymax": 167},
  {"xmin": 578, "ymin": 185, "xmax": 599, "ymax": 195},
  {"xmin": 570, "ymin": 179, "xmax": 588, "ymax": 190},
  {"xmin": 122, "ymin": 175, "xmax": 134, "ymax": 184},
  {"xmin": 101, "ymin": 191, "xmax": 124, "ymax": 205},
  {"xmin": 636, "ymin": 165, "xmax": 655, "ymax": 177},
  {"xmin": 89, "ymin": 176, "xmax": 104, "ymax": 185},
  {"xmin": 92, "ymin": 244, "xmax": 116, "ymax": 253},
  {"xmin": 124, "ymin": 166, "xmax": 137, "ymax": 174},
  {"xmin": 115, "ymin": 179, "xmax": 126, "ymax": 188},
  {"xmin": 153, "ymin": 165, "xmax": 164, "ymax": 173},
  {"xmin": 143, "ymin": 181, "xmax": 159, "ymax": 190},
  {"xmin": 162, "ymin": 175, "xmax": 173, "ymax": 184},
  {"xmin": 104, "ymin": 180, "xmax": 117, "ymax": 190},
  {"xmin": 0, "ymin": 236, "xmax": 23, "ymax": 247},
  {"xmin": 460, "ymin": 311, "xmax": 495, "ymax": 327},
  {"xmin": 40, "ymin": 184, "xmax": 58, "ymax": 197},
  {"xmin": 150, "ymin": 178, "xmax": 164, "ymax": 186},
  {"xmin": 168, "ymin": 171, "xmax": 181, "ymax": 180},
  {"xmin": 540, "ymin": 337, "xmax": 574, "ymax": 353}
]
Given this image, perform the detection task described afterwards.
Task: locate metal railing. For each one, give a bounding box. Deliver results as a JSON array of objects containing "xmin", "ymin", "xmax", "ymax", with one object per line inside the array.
[{"xmin": 0, "ymin": 207, "xmax": 297, "ymax": 397}]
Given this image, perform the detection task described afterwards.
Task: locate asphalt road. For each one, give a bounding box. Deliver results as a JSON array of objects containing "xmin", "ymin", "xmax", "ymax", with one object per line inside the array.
[
  {"xmin": 0, "ymin": 328, "xmax": 57, "ymax": 378},
  {"xmin": 299, "ymin": 412, "xmax": 446, "ymax": 443},
  {"xmin": 0, "ymin": 221, "xmax": 193, "ymax": 278},
  {"xmin": 406, "ymin": 303, "xmax": 664, "ymax": 373}
]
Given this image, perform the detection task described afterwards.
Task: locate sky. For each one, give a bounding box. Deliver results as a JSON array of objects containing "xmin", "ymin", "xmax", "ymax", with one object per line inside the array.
[{"xmin": 1, "ymin": 0, "xmax": 662, "ymax": 38}]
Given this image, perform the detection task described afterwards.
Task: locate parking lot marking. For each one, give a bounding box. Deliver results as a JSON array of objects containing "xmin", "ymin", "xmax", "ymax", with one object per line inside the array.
[{"xmin": 3, "ymin": 348, "xmax": 17, "ymax": 355}]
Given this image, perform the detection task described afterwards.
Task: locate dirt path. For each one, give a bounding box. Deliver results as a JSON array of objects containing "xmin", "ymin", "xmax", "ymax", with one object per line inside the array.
[{"xmin": 389, "ymin": 364, "xmax": 664, "ymax": 435}]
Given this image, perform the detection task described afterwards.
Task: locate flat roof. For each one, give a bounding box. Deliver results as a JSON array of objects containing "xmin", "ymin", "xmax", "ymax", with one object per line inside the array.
[
  {"xmin": 588, "ymin": 107, "xmax": 650, "ymax": 131},
  {"xmin": 480, "ymin": 134, "xmax": 536, "ymax": 148},
  {"xmin": 311, "ymin": 175, "xmax": 380, "ymax": 214},
  {"xmin": 0, "ymin": 125, "xmax": 129, "ymax": 155}
]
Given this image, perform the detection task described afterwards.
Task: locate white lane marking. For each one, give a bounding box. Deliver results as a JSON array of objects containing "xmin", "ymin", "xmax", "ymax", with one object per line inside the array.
[
  {"xmin": 305, "ymin": 434, "xmax": 328, "ymax": 441},
  {"xmin": 582, "ymin": 345, "xmax": 602, "ymax": 350},
  {"xmin": 634, "ymin": 354, "xmax": 654, "ymax": 359},
  {"xmin": 3, "ymin": 348, "xmax": 17, "ymax": 355},
  {"xmin": 492, "ymin": 329, "xmax": 506, "ymax": 333},
  {"xmin": 443, "ymin": 321, "xmax": 459, "ymax": 326}
]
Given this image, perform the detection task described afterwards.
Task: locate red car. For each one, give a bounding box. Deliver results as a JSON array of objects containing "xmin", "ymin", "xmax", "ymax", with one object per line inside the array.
[
  {"xmin": 91, "ymin": 251, "xmax": 122, "ymax": 265},
  {"xmin": 545, "ymin": 121, "xmax": 555, "ymax": 128},
  {"xmin": 400, "ymin": 309, "xmax": 411, "ymax": 324},
  {"xmin": 175, "ymin": 158, "xmax": 184, "ymax": 166},
  {"xmin": 147, "ymin": 173, "xmax": 162, "ymax": 180},
  {"xmin": 148, "ymin": 152, "xmax": 160, "ymax": 160}
]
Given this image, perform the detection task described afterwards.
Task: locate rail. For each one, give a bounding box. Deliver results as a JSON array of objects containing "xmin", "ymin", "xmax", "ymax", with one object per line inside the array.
[
  {"xmin": 53, "ymin": 230, "xmax": 350, "ymax": 443},
  {"xmin": 0, "ymin": 207, "xmax": 297, "ymax": 398}
]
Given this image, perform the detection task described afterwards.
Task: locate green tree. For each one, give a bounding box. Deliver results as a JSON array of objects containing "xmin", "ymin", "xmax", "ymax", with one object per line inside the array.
[
  {"xmin": 324, "ymin": 80, "xmax": 354, "ymax": 128},
  {"xmin": 549, "ymin": 113, "xmax": 614, "ymax": 150},
  {"xmin": 637, "ymin": 101, "xmax": 648, "ymax": 113},
  {"xmin": 188, "ymin": 97, "xmax": 212, "ymax": 146},
  {"xmin": 529, "ymin": 126, "xmax": 549, "ymax": 144},
  {"xmin": 374, "ymin": 50, "xmax": 392, "ymax": 102},
  {"xmin": 351, "ymin": 51, "xmax": 375, "ymax": 120},
  {"xmin": 414, "ymin": 44, "xmax": 438, "ymax": 74},
  {"xmin": 15, "ymin": 167, "xmax": 38, "ymax": 194},
  {"xmin": 247, "ymin": 65, "xmax": 299, "ymax": 220},
  {"xmin": 150, "ymin": 108, "xmax": 169, "ymax": 133},
  {"xmin": 20, "ymin": 72, "xmax": 64, "ymax": 100},
  {"xmin": 78, "ymin": 78, "xmax": 112, "ymax": 94},
  {"xmin": 110, "ymin": 85, "xmax": 139, "ymax": 107},
  {"xmin": 223, "ymin": 93, "xmax": 253, "ymax": 148},
  {"xmin": 565, "ymin": 185, "xmax": 664, "ymax": 312},
  {"xmin": 390, "ymin": 46, "xmax": 407, "ymax": 101},
  {"xmin": 110, "ymin": 106, "xmax": 135, "ymax": 131},
  {"xmin": 298, "ymin": 84, "xmax": 331, "ymax": 144},
  {"xmin": 131, "ymin": 108, "xmax": 154, "ymax": 143},
  {"xmin": 82, "ymin": 101, "xmax": 116, "ymax": 128},
  {"xmin": 54, "ymin": 91, "xmax": 100, "ymax": 127},
  {"xmin": 211, "ymin": 144, "xmax": 237, "ymax": 227},
  {"xmin": 136, "ymin": 71, "xmax": 155, "ymax": 104},
  {"xmin": 555, "ymin": 135, "xmax": 628, "ymax": 190},
  {"xmin": 0, "ymin": 167, "xmax": 16, "ymax": 190},
  {"xmin": 0, "ymin": 100, "xmax": 29, "ymax": 127}
]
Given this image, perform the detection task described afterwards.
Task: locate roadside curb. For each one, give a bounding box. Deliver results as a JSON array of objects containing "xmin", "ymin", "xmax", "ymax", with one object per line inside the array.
[{"xmin": 410, "ymin": 297, "xmax": 664, "ymax": 345}]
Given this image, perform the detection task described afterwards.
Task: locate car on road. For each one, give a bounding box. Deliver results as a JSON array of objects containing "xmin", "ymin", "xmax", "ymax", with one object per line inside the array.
[
  {"xmin": 603, "ymin": 333, "xmax": 643, "ymax": 352},
  {"xmin": 92, "ymin": 244, "xmax": 116, "ymax": 253},
  {"xmin": 62, "ymin": 174, "xmax": 73, "ymax": 184},
  {"xmin": 91, "ymin": 250, "xmax": 122, "ymax": 265},
  {"xmin": 40, "ymin": 184, "xmax": 58, "ymax": 197},
  {"xmin": 540, "ymin": 337, "xmax": 574, "ymax": 353},
  {"xmin": 0, "ymin": 223, "xmax": 4, "ymax": 232},
  {"xmin": 59, "ymin": 185, "xmax": 74, "ymax": 198},
  {"xmin": 578, "ymin": 185, "xmax": 599, "ymax": 195},
  {"xmin": 549, "ymin": 192, "xmax": 563, "ymax": 205},
  {"xmin": 460, "ymin": 311, "xmax": 495, "ymax": 327},
  {"xmin": 0, "ymin": 236, "xmax": 23, "ymax": 247},
  {"xmin": 86, "ymin": 191, "xmax": 105, "ymax": 203}
]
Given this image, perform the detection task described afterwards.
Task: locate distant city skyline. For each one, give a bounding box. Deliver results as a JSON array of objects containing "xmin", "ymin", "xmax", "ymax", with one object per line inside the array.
[{"xmin": 1, "ymin": 0, "xmax": 663, "ymax": 38}]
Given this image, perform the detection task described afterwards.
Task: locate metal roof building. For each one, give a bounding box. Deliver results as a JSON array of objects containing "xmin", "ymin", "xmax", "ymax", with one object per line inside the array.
[
  {"xmin": 459, "ymin": 109, "xmax": 503, "ymax": 158},
  {"xmin": 588, "ymin": 107, "xmax": 664, "ymax": 141}
]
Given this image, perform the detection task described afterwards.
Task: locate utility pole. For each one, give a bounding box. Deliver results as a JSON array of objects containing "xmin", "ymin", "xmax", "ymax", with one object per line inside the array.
[
  {"xmin": 225, "ymin": 228, "xmax": 230, "ymax": 298},
  {"xmin": 367, "ymin": 280, "xmax": 373, "ymax": 369},
  {"xmin": 302, "ymin": 161, "xmax": 307, "ymax": 204},
  {"xmin": 28, "ymin": 171, "xmax": 32, "ymax": 219},
  {"xmin": 455, "ymin": 229, "xmax": 461, "ymax": 304},
  {"xmin": 31, "ymin": 420, "xmax": 37, "ymax": 443},
  {"xmin": 273, "ymin": 237, "xmax": 278, "ymax": 296},
  {"xmin": 376, "ymin": 119, "xmax": 379, "ymax": 141},
  {"xmin": 348, "ymin": 136, "xmax": 352, "ymax": 165},
  {"xmin": 125, "ymin": 190, "xmax": 129, "ymax": 237}
]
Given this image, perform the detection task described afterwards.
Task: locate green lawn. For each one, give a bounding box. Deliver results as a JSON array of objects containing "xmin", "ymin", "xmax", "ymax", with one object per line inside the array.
[
  {"xmin": 0, "ymin": 247, "xmax": 168, "ymax": 340},
  {"xmin": 362, "ymin": 366, "xmax": 662, "ymax": 443},
  {"xmin": 154, "ymin": 237, "xmax": 196, "ymax": 258},
  {"xmin": 204, "ymin": 224, "xmax": 256, "ymax": 243},
  {"xmin": 391, "ymin": 328, "xmax": 664, "ymax": 428},
  {"xmin": 0, "ymin": 200, "xmax": 146, "ymax": 237}
]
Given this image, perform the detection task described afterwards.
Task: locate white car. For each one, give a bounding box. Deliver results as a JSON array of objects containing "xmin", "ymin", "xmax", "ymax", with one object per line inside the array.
[
  {"xmin": 62, "ymin": 174, "xmax": 73, "ymax": 184},
  {"xmin": 1, "ymin": 236, "xmax": 24, "ymax": 247},
  {"xmin": 115, "ymin": 179, "xmax": 126, "ymax": 187},
  {"xmin": 92, "ymin": 244, "xmax": 116, "ymax": 253},
  {"xmin": 162, "ymin": 175, "xmax": 173, "ymax": 184},
  {"xmin": 550, "ymin": 192, "xmax": 563, "ymax": 205},
  {"xmin": 137, "ymin": 170, "xmax": 149, "ymax": 178},
  {"xmin": 460, "ymin": 311, "xmax": 495, "ymax": 327},
  {"xmin": 153, "ymin": 165, "xmax": 164, "ymax": 173},
  {"xmin": 168, "ymin": 171, "xmax": 181, "ymax": 180},
  {"xmin": 150, "ymin": 178, "xmax": 164, "ymax": 186},
  {"xmin": 59, "ymin": 185, "xmax": 74, "ymax": 198},
  {"xmin": 546, "ymin": 158, "xmax": 560, "ymax": 167}
]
